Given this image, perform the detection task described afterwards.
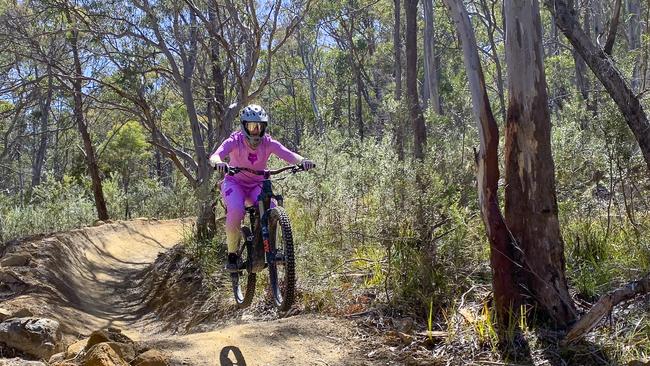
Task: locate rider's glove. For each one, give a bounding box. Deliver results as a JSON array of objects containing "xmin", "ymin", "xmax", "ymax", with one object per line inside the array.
[
  {"xmin": 209, "ymin": 155, "xmax": 220, "ymax": 167},
  {"xmin": 300, "ymin": 159, "xmax": 315, "ymax": 171},
  {"xmin": 209, "ymin": 155, "xmax": 229, "ymax": 173},
  {"xmin": 215, "ymin": 162, "xmax": 229, "ymax": 174}
]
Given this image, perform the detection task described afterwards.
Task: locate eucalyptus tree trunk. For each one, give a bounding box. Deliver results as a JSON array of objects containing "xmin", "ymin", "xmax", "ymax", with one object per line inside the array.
[
  {"xmin": 332, "ymin": 66, "xmax": 345, "ymax": 130},
  {"xmin": 642, "ymin": 4, "xmax": 650, "ymax": 90},
  {"xmin": 590, "ymin": 0, "xmax": 602, "ymax": 39},
  {"xmin": 549, "ymin": 4, "xmax": 567, "ymax": 111},
  {"xmin": 394, "ymin": 0, "xmax": 404, "ymax": 160},
  {"xmin": 478, "ymin": 0, "xmax": 506, "ymax": 122},
  {"xmin": 53, "ymin": 125, "xmax": 66, "ymax": 181},
  {"xmin": 297, "ymin": 29, "xmax": 323, "ymax": 133},
  {"xmin": 394, "ymin": 0, "xmax": 402, "ymax": 101},
  {"xmin": 348, "ymin": 84, "xmax": 352, "ymax": 138},
  {"xmin": 154, "ymin": 150, "xmax": 170, "ymax": 186},
  {"xmin": 179, "ymin": 64, "xmax": 216, "ymax": 238},
  {"xmin": 123, "ymin": 175, "xmax": 130, "ymax": 219},
  {"xmin": 405, "ymin": 0, "xmax": 427, "ymax": 160},
  {"xmin": 546, "ymin": 0, "xmax": 650, "ymax": 173},
  {"xmin": 31, "ymin": 68, "xmax": 53, "ymax": 188},
  {"xmin": 569, "ymin": 0, "xmax": 590, "ymax": 102},
  {"xmin": 443, "ymin": 0, "xmax": 520, "ymax": 327},
  {"xmin": 347, "ymin": 10, "xmax": 364, "ymax": 140},
  {"xmin": 208, "ymin": 4, "xmax": 228, "ymax": 146},
  {"xmin": 289, "ymin": 78, "xmax": 303, "ymax": 148},
  {"xmin": 422, "ymin": 0, "xmax": 442, "ymax": 114},
  {"xmin": 627, "ymin": 0, "xmax": 641, "ymax": 90},
  {"xmin": 504, "ymin": 0, "xmax": 577, "ymax": 328},
  {"xmin": 364, "ymin": 16, "xmax": 388, "ymax": 137},
  {"xmin": 66, "ymin": 11, "xmax": 109, "ymax": 221},
  {"xmin": 584, "ymin": 1, "xmax": 599, "ymax": 113},
  {"xmin": 603, "ymin": 0, "xmax": 623, "ymax": 55},
  {"xmin": 355, "ymin": 70, "xmax": 364, "ymax": 140}
]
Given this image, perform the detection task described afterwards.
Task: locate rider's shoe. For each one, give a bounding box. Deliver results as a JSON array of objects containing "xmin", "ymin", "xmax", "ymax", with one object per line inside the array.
[{"xmin": 225, "ymin": 253, "xmax": 240, "ymax": 272}]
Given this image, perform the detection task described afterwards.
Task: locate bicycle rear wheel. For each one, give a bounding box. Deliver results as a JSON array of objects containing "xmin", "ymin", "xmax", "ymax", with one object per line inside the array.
[
  {"xmin": 268, "ymin": 207, "xmax": 296, "ymax": 311},
  {"xmin": 232, "ymin": 226, "xmax": 256, "ymax": 308}
]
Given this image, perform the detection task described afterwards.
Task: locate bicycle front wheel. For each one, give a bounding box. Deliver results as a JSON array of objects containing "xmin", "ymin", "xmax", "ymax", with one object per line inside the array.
[{"xmin": 268, "ymin": 207, "xmax": 296, "ymax": 311}]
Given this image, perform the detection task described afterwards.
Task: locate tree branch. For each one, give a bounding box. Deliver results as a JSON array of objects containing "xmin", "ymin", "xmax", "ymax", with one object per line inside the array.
[
  {"xmin": 603, "ymin": 0, "xmax": 622, "ymax": 55},
  {"xmin": 562, "ymin": 273, "xmax": 650, "ymax": 345}
]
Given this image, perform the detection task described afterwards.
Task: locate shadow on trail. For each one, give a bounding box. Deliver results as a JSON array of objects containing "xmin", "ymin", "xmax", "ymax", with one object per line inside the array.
[
  {"xmin": 220, "ymin": 346, "xmax": 247, "ymax": 366},
  {"xmin": 494, "ymin": 325, "xmax": 614, "ymax": 365},
  {"xmin": 535, "ymin": 331, "xmax": 614, "ymax": 366},
  {"xmin": 496, "ymin": 328, "xmax": 535, "ymax": 366}
]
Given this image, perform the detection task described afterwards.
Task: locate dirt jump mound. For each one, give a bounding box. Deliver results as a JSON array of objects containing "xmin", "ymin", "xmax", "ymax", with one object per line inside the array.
[{"xmin": 0, "ymin": 219, "xmax": 363, "ymax": 365}]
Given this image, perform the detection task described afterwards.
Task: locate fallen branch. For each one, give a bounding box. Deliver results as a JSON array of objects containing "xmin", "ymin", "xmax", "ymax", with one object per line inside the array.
[{"xmin": 562, "ymin": 273, "xmax": 650, "ymax": 345}]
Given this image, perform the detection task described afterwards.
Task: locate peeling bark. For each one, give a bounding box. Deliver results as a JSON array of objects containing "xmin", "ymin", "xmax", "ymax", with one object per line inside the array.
[
  {"xmin": 442, "ymin": 0, "xmax": 520, "ymax": 325},
  {"xmin": 504, "ymin": 0, "xmax": 577, "ymax": 328}
]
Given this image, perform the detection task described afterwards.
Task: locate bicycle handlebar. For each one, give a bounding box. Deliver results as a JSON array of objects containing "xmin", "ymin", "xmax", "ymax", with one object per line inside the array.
[{"xmin": 217, "ymin": 164, "xmax": 315, "ymax": 177}]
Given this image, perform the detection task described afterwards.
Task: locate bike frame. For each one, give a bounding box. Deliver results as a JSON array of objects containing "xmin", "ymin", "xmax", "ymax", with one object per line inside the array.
[
  {"xmin": 228, "ymin": 166, "xmax": 299, "ymax": 270},
  {"xmin": 223, "ymin": 164, "xmax": 309, "ymax": 309}
]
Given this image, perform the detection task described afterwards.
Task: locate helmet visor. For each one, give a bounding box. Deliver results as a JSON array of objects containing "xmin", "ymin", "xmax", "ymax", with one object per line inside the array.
[{"xmin": 245, "ymin": 122, "xmax": 264, "ymax": 134}]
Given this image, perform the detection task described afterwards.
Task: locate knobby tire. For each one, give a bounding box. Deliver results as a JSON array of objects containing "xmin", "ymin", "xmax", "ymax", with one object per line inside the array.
[
  {"xmin": 232, "ymin": 226, "xmax": 256, "ymax": 308},
  {"xmin": 268, "ymin": 207, "xmax": 296, "ymax": 311}
]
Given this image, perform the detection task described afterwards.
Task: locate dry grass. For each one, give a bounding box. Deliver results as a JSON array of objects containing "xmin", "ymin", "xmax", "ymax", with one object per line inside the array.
[{"xmin": 322, "ymin": 284, "xmax": 650, "ymax": 366}]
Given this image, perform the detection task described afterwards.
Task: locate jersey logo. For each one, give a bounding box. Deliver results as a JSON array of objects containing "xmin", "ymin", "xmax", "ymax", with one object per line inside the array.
[{"xmin": 247, "ymin": 153, "xmax": 258, "ymax": 164}]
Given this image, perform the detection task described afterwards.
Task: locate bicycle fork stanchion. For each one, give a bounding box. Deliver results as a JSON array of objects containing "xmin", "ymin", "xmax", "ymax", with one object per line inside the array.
[
  {"xmin": 261, "ymin": 210, "xmax": 279, "ymax": 294},
  {"xmin": 258, "ymin": 179, "xmax": 279, "ymax": 294}
]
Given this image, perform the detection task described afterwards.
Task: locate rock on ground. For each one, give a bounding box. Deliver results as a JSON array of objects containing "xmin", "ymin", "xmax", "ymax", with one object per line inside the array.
[{"xmin": 0, "ymin": 317, "xmax": 62, "ymax": 359}]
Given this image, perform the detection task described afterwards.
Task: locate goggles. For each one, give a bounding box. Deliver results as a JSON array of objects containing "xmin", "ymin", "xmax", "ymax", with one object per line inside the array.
[{"xmin": 245, "ymin": 122, "xmax": 264, "ymax": 131}]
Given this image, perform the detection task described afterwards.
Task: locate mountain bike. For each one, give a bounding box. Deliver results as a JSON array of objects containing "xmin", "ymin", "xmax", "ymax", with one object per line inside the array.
[{"xmin": 225, "ymin": 165, "xmax": 309, "ymax": 311}]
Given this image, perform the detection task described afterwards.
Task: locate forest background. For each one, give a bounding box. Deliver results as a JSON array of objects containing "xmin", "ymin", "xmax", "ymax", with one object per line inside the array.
[{"xmin": 1, "ymin": 0, "xmax": 649, "ymax": 364}]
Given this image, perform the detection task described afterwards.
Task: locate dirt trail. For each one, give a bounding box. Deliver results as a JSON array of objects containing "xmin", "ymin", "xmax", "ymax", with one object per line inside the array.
[{"xmin": 0, "ymin": 219, "xmax": 367, "ymax": 366}]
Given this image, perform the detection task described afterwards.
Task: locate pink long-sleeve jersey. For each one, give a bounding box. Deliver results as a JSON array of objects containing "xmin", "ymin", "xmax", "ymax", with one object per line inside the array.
[{"xmin": 211, "ymin": 131, "xmax": 303, "ymax": 186}]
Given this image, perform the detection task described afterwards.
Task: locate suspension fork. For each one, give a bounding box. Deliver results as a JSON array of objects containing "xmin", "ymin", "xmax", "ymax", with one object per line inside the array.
[{"xmin": 258, "ymin": 179, "xmax": 275, "ymax": 265}]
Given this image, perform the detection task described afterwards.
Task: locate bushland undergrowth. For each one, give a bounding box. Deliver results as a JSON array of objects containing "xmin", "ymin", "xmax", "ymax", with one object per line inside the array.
[{"xmin": 2, "ymin": 99, "xmax": 649, "ymax": 364}]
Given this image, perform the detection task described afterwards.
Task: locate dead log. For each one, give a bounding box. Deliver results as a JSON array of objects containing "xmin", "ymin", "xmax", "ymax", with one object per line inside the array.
[{"xmin": 562, "ymin": 273, "xmax": 650, "ymax": 345}]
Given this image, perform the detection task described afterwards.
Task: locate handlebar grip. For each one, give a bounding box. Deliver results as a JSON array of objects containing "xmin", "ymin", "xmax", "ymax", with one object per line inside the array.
[
  {"xmin": 297, "ymin": 162, "xmax": 316, "ymax": 170},
  {"xmin": 213, "ymin": 164, "xmax": 235, "ymax": 174}
]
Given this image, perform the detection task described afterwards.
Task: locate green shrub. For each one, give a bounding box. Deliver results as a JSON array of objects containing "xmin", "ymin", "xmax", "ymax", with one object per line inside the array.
[
  {"xmin": 0, "ymin": 172, "xmax": 197, "ymax": 243},
  {"xmin": 271, "ymin": 130, "xmax": 485, "ymax": 316},
  {"xmin": 0, "ymin": 175, "xmax": 96, "ymax": 242}
]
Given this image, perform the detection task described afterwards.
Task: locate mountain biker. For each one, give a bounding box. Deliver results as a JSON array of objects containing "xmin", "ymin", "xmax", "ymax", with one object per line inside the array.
[{"xmin": 209, "ymin": 104, "xmax": 315, "ymax": 272}]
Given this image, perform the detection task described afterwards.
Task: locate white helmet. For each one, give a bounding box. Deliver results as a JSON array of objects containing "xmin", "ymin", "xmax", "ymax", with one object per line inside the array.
[{"xmin": 240, "ymin": 104, "xmax": 268, "ymax": 147}]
